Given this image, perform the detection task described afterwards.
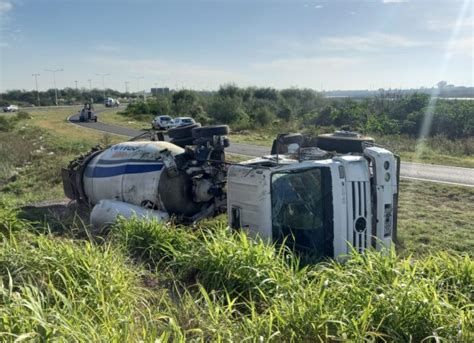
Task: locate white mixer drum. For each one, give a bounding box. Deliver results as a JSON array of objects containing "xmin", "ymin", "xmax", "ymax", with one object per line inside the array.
[{"xmin": 83, "ymin": 141, "xmax": 184, "ymax": 208}]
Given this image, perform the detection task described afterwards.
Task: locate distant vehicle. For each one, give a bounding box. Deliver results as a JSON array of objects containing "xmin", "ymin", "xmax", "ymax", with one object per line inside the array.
[
  {"xmin": 79, "ymin": 103, "xmax": 97, "ymax": 122},
  {"xmin": 152, "ymin": 115, "xmax": 173, "ymax": 130},
  {"xmin": 3, "ymin": 104, "xmax": 19, "ymax": 112},
  {"xmin": 104, "ymin": 97, "xmax": 120, "ymax": 107},
  {"xmin": 170, "ymin": 117, "xmax": 196, "ymax": 128}
]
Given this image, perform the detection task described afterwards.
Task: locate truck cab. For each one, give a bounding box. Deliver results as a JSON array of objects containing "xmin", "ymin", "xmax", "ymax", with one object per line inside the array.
[{"xmin": 227, "ymin": 146, "xmax": 399, "ymax": 259}]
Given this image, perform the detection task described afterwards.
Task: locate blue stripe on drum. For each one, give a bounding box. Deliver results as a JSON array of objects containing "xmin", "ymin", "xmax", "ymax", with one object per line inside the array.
[
  {"xmin": 84, "ymin": 163, "xmax": 164, "ymax": 178},
  {"xmin": 96, "ymin": 159, "xmax": 162, "ymax": 165}
]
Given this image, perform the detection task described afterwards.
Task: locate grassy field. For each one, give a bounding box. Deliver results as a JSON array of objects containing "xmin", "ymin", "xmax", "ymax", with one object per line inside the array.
[
  {"xmin": 0, "ymin": 108, "xmax": 473, "ymax": 341},
  {"xmin": 97, "ymin": 106, "xmax": 151, "ymax": 130},
  {"xmin": 0, "ymin": 110, "xmax": 122, "ymax": 205}
]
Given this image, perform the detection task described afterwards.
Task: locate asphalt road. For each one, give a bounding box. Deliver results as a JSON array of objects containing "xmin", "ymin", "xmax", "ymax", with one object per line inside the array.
[{"xmin": 67, "ymin": 114, "xmax": 474, "ymax": 187}]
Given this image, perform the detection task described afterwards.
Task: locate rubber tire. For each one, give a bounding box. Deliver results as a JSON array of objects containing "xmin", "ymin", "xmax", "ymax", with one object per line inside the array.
[
  {"xmin": 170, "ymin": 136, "xmax": 195, "ymax": 148},
  {"xmin": 316, "ymin": 134, "xmax": 374, "ymax": 153},
  {"xmin": 168, "ymin": 123, "xmax": 201, "ymax": 139},
  {"xmin": 192, "ymin": 125, "xmax": 229, "ymax": 139}
]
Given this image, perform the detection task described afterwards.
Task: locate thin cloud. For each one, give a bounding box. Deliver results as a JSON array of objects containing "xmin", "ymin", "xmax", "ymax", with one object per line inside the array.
[
  {"xmin": 449, "ymin": 36, "xmax": 474, "ymax": 57},
  {"xmin": 0, "ymin": 1, "xmax": 13, "ymax": 14},
  {"xmin": 253, "ymin": 57, "xmax": 364, "ymax": 72},
  {"xmin": 94, "ymin": 44, "xmax": 121, "ymax": 52},
  {"xmin": 321, "ymin": 32, "xmax": 426, "ymax": 51},
  {"xmin": 382, "ymin": 0, "xmax": 409, "ymax": 3},
  {"xmin": 85, "ymin": 55, "xmax": 247, "ymax": 87},
  {"xmin": 425, "ymin": 16, "xmax": 474, "ymax": 31}
]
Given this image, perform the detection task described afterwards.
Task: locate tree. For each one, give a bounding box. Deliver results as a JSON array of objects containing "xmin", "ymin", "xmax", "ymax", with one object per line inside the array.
[{"xmin": 172, "ymin": 90, "xmax": 198, "ymax": 116}]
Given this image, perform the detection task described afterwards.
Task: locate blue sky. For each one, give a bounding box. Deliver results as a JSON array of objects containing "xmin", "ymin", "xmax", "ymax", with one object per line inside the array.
[{"xmin": 0, "ymin": 0, "xmax": 472, "ymax": 92}]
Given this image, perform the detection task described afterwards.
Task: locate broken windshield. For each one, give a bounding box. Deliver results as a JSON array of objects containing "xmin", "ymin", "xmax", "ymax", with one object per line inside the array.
[{"xmin": 271, "ymin": 167, "xmax": 333, "ymax": 257}]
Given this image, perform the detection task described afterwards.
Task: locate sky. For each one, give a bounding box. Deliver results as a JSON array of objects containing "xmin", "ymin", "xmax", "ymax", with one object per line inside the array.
[{"xmin": 0, "ymin": 0, "xmax": 472, "ymax": 92}]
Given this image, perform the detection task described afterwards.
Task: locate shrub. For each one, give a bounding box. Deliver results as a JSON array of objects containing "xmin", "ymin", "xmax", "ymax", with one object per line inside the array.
[
  {"xmin": 0, "ymin": 116, "xmax": 14, "ymax": 132},
  {"xmin": 16, "ymin": 111, "xmax": 31, "ymax": 120}
]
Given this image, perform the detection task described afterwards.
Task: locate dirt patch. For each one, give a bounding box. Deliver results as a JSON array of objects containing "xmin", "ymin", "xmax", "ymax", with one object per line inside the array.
[{"xmin": 19, "ymin": 200, "xmax": 92, "ymax": 237}]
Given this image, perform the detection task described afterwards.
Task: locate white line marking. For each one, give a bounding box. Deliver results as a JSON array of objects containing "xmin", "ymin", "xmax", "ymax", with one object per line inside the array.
[
  {"xmin": 402, "ymin": 161, "xmax": 474, "ymax": 171},
  {"xmin": 401, "ymin": 176, "xmax": 474, "ymax": 188}
]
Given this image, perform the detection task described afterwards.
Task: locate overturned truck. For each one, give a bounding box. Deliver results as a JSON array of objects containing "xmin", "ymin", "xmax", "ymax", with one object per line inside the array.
[{"xmin": 62, "ymin": 126, "xmax": 399, "ymax": 259}]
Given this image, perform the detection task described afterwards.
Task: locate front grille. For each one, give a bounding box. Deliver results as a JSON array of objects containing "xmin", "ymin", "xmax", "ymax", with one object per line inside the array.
[{"xmin": 350, "ymin": 181, "xmax": 370, "ymax": 252}]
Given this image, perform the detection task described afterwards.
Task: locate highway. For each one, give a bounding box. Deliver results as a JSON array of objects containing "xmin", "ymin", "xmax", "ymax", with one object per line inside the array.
[{"xmin": 68, "ymin": 114, "xmax": 474, "ymax": 187}]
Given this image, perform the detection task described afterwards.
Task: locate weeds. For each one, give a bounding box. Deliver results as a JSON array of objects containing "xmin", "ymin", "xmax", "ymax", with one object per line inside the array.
[
  {"xmin": 0, "ymin": 203, "xmax": 472, "ymax": 341},
  {"xmin": 110, "ymin": 215, "xmax": 473, "ymax": 341}
]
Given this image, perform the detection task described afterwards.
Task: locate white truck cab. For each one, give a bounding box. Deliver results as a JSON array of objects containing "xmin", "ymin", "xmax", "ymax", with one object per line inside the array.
[
  {"xmin": 227, "ymin": 146, "xmax": 398, "ymax": 259},
  {"xmin": 104, "ymin": 98, "xmax": 120, "ymax": 107}
]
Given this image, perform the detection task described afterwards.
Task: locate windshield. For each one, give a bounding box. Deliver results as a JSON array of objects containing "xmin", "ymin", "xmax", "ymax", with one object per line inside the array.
[
  {"xmin": 271, "ymin": 167, "xmax": 333, "ymax": 258},
  {"xmin": 161, "ymin": 116, "xmax": 171, "ymax": 121}
]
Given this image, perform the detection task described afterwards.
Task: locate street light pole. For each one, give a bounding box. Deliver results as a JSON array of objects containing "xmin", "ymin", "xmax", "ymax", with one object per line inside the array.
[
  {"xmin": 95, "ymin": 73, "xmax": 110, "ymax": 101},
  {"xmin": 44, "ymin": 68, "xmax": 63, "ymax": 106},
  {"xmin": 87, "ymin": 79, "xmax": 93, "ymax": 103},
  {"xmin": 32, "ymin": 73, "xmax": 41, "ymax": 106},
  {"xmin": 132, "ymin": 76, "xmax": 144, "ymax": 100}
]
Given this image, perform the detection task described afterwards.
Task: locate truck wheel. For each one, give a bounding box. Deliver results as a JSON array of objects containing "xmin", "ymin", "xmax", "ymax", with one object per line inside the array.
[
  {"xmin": 316, "ymin": 133, "xmax": 374, "ymax": 153},
  {"xmin": 271, "ymin": 133, "xmax": 303, "ymax": 154},
  {"xmin": 192, "ymin": 125, "xmax": 229, "ymax": 138},
  {"xmin": 170, "ymin": 136, "xmax": 195, "ymax": 148},
  {"xmin": 168, "ymin": 123, "xmax": 201, "ymax": 139},
  {"xmin": 280, "ymin": 133, "xmax": 303, "ymax": 145}
]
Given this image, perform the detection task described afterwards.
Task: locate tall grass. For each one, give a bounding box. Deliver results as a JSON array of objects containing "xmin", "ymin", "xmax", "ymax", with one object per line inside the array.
[
  {"xmin": 113, "ymin": 217, "xmax": 473, "ymax": 341},
  {"xmin": 0, "ymin": 213, "xmax": 166, "ymax": 341},
  {"xmin": 1, "ymin": 208, "xmax": 472, "ymax": 341}
]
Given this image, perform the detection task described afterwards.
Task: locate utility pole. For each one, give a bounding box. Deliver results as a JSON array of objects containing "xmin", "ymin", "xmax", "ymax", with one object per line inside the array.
[
  {"xmin": 87, "ymin": 79, "xmax": 93, "ymax": 103},
  {"xmin": 95, "ymin": 73, "xmax": 110, "ymax": 101},
  {"xmin": 32, "ymin": 73, "xmax": 41, "ymax": 106},
  {"xmin": 125, "ymin": 81, "xmax": 129, "ymax": 93},
  {"xmin": 44, "ymin": 68, "xmax": 63, "ymax": 106},
  {"xmin": 74, "ymin": 80, "xmax": 78, "ymax": 90},
  {"xmin": 132, "ymin": 76, "xmax": 144, "ymax": 93},
  {"xmin": 132, "ymin": 76, "xmax": 144, "ymax": 100}
]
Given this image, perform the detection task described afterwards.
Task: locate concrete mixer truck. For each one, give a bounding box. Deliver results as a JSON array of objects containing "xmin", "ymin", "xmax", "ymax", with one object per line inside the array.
[{"xmin": 62, "ymin": 126, "xmax": 399, "ymax": 259}]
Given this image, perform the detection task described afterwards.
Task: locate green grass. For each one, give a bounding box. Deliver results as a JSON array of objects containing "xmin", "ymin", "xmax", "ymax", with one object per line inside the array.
[
  {"xmin": 0, "ymin": 208, "xmax": 472, "ymax": 341},
  {"xmin": 0, "ymin": 114, "xmax": 118, "ymax": 205},
  {"xmin": 397, "ymin": 179, "xmax": 474, "ymax": 257},
  {"xmin": 97, "ymin": 107, "xmax": 152, "ymax": 130}
]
